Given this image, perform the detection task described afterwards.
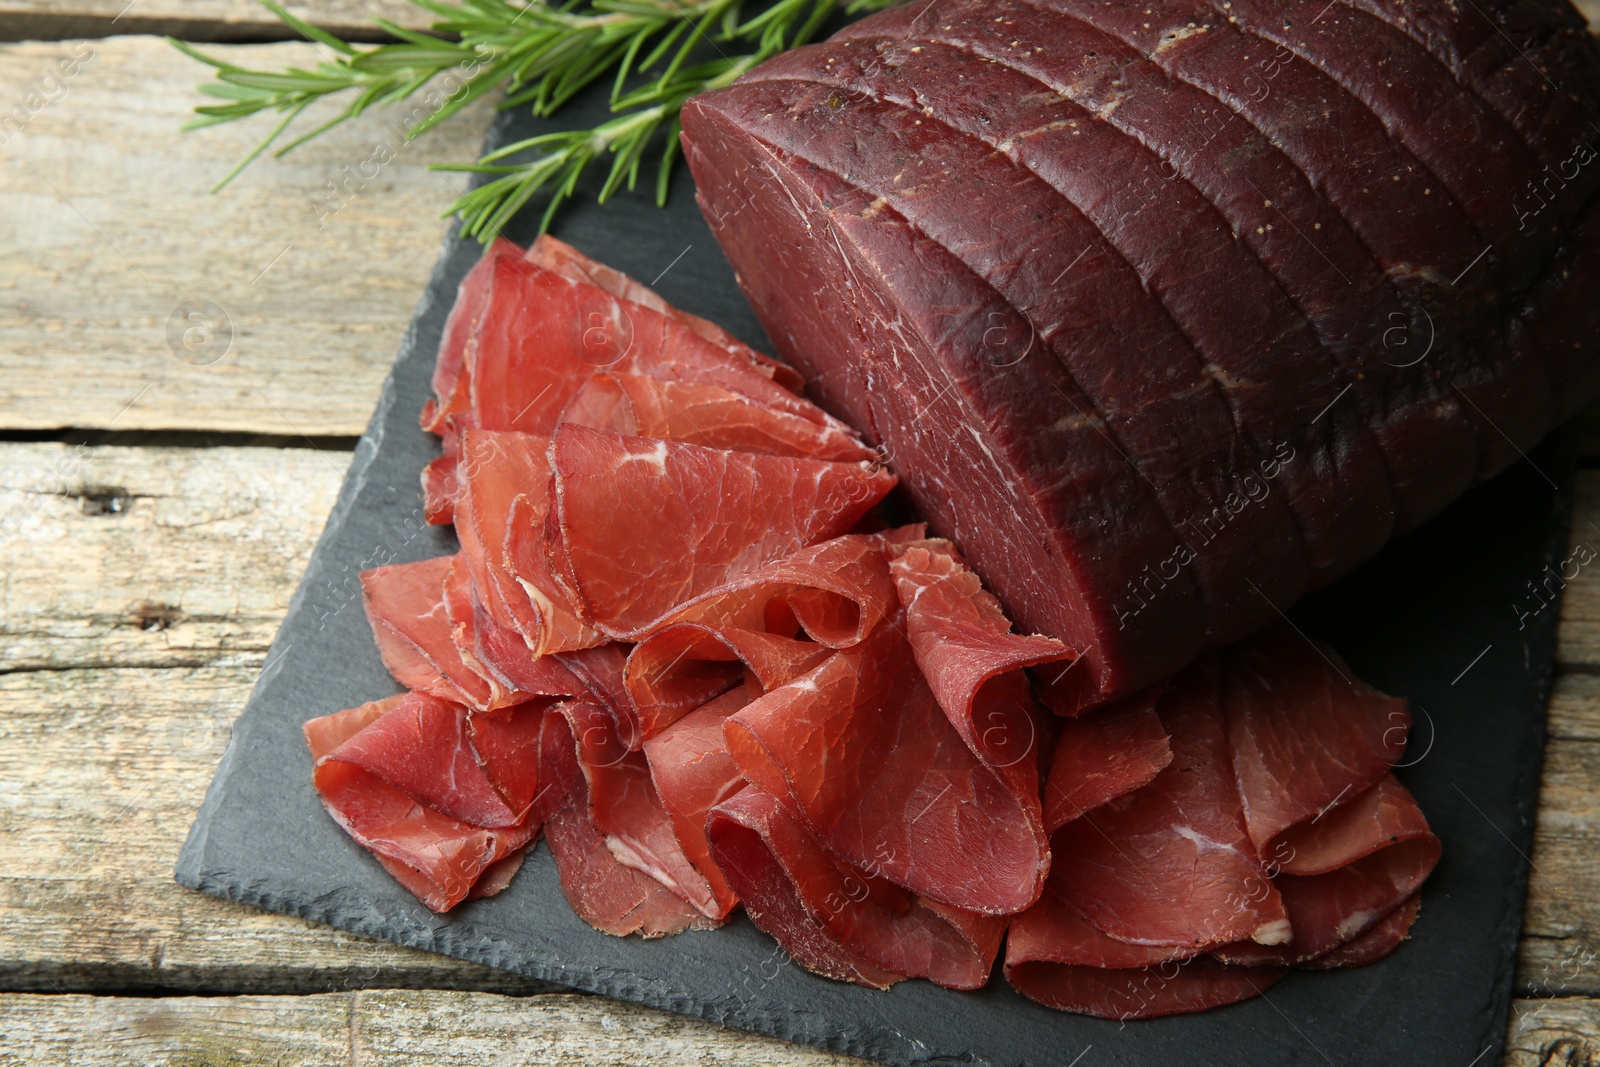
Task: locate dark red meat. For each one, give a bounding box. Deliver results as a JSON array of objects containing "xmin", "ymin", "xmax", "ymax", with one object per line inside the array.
[
  {"xmin": 707, "ymin": 786, "xmax": 1006, "ymax": 989},
  {"xmin": 682, "ymin": 0, "xmax": 1600, "ymax": 710}
]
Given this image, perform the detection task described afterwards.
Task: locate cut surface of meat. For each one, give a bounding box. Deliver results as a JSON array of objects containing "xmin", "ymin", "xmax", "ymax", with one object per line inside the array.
[
  {"xmin": 360, "ymin": 555, "xmax": 499, "ymax": 710},
  {"xmin": 682, "ymin": 0, "xmax": 1600, "ymax": 709}
]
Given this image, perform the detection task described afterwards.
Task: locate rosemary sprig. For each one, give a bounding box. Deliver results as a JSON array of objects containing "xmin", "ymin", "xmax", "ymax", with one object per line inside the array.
[{"xmin": 173, "ymin": 0, "xmax": 899, "ymax": 238}]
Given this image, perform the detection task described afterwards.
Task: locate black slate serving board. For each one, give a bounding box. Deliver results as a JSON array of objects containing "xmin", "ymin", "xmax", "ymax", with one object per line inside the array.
[{"xmin": 177, "ymin": 95, "xmax": 1577, "ymax": 1066}]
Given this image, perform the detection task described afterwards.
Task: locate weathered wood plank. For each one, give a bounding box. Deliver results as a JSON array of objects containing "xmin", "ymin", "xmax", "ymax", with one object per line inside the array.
[
  {"xmin": 0, "ymin": 990, "xmax": 864, "ymax": 1066},
  {"xmin": 0, "ymin": 36, "xmax": 495, "ymax": 436},
  {"xmin": 0, "ymin": 441, "xmax": 351, "ymax": 673},
  {"xmin": 0, "ymin": 1, "xmax": 430, "ymax": 43},
  {"xmin": 1507, "ymin": 996, "xmax": 1600, "ymax": 1066},
  {"xmin": 0, "ymin": 664, "xmax": 556, "ymax": 993}
]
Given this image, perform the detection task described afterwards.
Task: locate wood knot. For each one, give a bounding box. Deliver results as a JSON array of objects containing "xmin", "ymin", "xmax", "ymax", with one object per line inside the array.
[
  {"xmin": 75, "ymin": 485, "xmax": 131, "ymax": 516},
  {"xmin": 132, "ymin": 602, "xmax": 184, "ymax": 632}
]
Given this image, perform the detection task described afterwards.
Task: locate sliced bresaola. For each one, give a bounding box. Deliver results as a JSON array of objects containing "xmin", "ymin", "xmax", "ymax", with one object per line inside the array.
[
  {"xmin": 453, "ymin": 428, "xmax": 604, "ymax": 660},
  {"xmin": 467, "ymin": 253, "xmax": 818, "ymax": 438},
  {"xmin": 550, "ymin": 699, "xmax": 726, "ymax": 921},
  {"xmin": 623, "ymin": 531, "xmax": 905, "ymax": 738},
  {"xmin": 1220, "ymin": 625, "xmax": 1410, "ymax": 864},
  {"xmin": 888, "ymin": 536, "xmax": 1070, "ymax": 777},
  {"xmin": 641, "ymin": 686, "xmax": 753, "ymax": 918},
  {"xmin": 535, "ymin": 707, "xmax": 712, "ymax": 937},
  {"xmin": 724, "ymin": 610, "xmax": 1049, "ymax": 914},
  {"xmin": 1004, "ymin": 888, "xmax": 1285, "ymax": 1019},
  {"xmin": 524, "ymin": 234, "xmax": 806, "ymax": 395},
  {"xmin": 304, "ymin": 692, "xmax": 536, "ymax": 912},
  {"xmin": 708, "ymin": 786, "xmax": 1006, "ymax": 990},
  {"xmin": 1050, "ymin": 655, "xmax": 1290, "ymax": 949},
  {"xmin": 1212, "ymin": 775, "xmax": 1440, "ymax": 966},
  {"xmin": 421, "ymin": 237, "xmax": 522, "ymax": 439},
  {"xmin": 543, "ymin": 423, "xmax": 895, "ymax": 635},
  {"xmin": 1043, "ymin": 689, "xmax": 1173, "ymax": 834},
  {"xmin": 560, "ymin": 372, "xmax": 874, "ymax": 462},
  {"xmin": 361, "ymin": 555, "xmax": 499, "ymax": 711},
  {"xmin": 1300, "ymin": 894, "xmax": 1421, "ymax": 971}
]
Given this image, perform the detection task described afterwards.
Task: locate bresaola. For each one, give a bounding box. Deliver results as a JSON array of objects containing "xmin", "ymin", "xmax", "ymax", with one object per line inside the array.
[
  {"xmin": 301, "ymin": 235, "xmax": 1440, "ymax": 1020},
  {"xmin": 680, "ymin": 0, "xmax": 1600, "ymax": 712}
]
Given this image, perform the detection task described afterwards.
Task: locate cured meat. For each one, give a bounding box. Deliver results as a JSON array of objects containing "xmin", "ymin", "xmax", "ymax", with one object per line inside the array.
[
  {"xmin": 561, "ymin": 373, "xmax": 873, "ymax": 463},
  {"xmin": 1220, "ymin": 626, "xmax": 1410, "ymax": 862},
  {"xmin": 361, "ymin": 555, "xmax": 505, "ymax": 711},
  {"xmin": 525, "ymin": 234, "xmax": 805, "ymax": 394},
  {"xmin": 453, "ymin": 428, "xmax": 604, "ymax": 660},
  {"xmin": 535, "ymin": 709, "xmax": 712, "ymax": 937},
  {"xmin": 552, "ymin": 699, "xmax": 727, "ymax": 920},
  {"xmin": 544, "ymin": 423, "xmax": 894, "ymax": 634},
  {"xmin": 1049, "ymin": 656, "xmax": 1291, "ymax": 949},
  {"xmin": 1042, "ymin": 690, "xmax": 1172, "ymax": 834},
  {"xmin": 302, "ymin": 231, "xmax": 1447, "ymax": 1013},
  {"xmin": 681, "ymin": 0, "xmax": 1600, "ymax": 710},
  {"xmin": 624, "ymin": 531, "xmax": 904, "ymax": 738},
  {"xmin": 1005, "ymin": 890, "xmax": 1286, "ymax": 1020},
  {"xmin": 724, "ymin": 605, "xmax": 1050, "ymax": 914},
  {"xmin": 304, "ymin": 692, "xmax": 537, "ymax": 912},
  {"xmin": 708, "ymin": 786, "xmax": 1006, "ymax": 989},
  {"xmin": 641, "ymin": 686, "xmax": 753, "ymax": 916}
]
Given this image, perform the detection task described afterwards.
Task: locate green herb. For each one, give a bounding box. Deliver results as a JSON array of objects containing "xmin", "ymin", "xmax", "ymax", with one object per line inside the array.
[{"xmin": 172, "ymin": 0, "xmax": 897, "ymax": 239}]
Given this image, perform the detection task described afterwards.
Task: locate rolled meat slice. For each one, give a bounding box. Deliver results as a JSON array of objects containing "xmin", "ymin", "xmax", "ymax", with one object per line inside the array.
[
  {"xmin": 304, "ymin": 692, "xmax": 538, "ymax": 912},
  {"xmin": 708, "ymin": 786, "xmax": 1006, "ymax": 990}
]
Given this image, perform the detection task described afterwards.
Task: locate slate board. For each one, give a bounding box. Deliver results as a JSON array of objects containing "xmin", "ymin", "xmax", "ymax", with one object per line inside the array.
[{"xmin": 176, "ymin": 92, "xmax": 1577, "ymax": 1067}]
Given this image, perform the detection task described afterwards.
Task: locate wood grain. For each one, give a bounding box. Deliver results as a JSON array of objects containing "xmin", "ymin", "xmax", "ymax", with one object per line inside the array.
[
  {"xmin": 0, "ymin": 1, "xmax": 431, "ymax": 43},
  {"xmin": 0, "ymin": 36, "xmax": 495, "ymax": 437},
  {"xmin": 0, "ymin": 441, "xmax": 350, "ymax": 673},
  {"xmin": 0, "ymin": 991, "xmax": 865, "ymax": 1066}
]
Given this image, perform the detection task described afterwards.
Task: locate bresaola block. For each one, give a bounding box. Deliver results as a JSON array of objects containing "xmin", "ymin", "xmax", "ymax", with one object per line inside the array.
[{"xmin": 680, "ymin": 0, "xmax": 1600, "ymax": 711}]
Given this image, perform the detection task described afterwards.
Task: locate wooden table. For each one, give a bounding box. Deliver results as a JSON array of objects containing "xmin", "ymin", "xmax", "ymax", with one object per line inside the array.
[{"xmin": 1, "ymin": 4, "xmax": 1598, "ymax": 1063}]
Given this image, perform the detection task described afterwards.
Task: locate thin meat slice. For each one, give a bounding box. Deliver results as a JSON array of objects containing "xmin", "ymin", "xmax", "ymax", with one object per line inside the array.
[
  {"xmin": 641, "ymin": 686, "xmax": 753, "ymax": 917},
  {"xmin": 1051, "ymin": 656, "xmax": 1290, "ymax": 949},
  {"xmin": 421, "ymin": 236, "xmax": 523, "ymax": 437},
  {"xmin": 1043, "ymin": 689, "xmax": 1173, "ymax": 834},
  {"xmin": 561, "ymin": 373, "xmax": 874, "ymax": 462},
  {"xmin": 525, "ymin": 234, "xmax": 806, "ymax": 394},
  {"xmin": 544, "ymin": 423, "xmax": 895, "ymax": 635},
  {"xmin": 725, "ymin": 615, "xmax": 1049, "ymax": 914},
  {"xmin": 454, "ymin": 428, "xmax": 604, "ymax": 660},
  {"xmin": 441, "ymin": 554, "xmax": 528, "ymax": 714},
  {"xmin": 467, "ymin": 254, "xmax": 819, "ymax": 440},
  {"xmin": 1299, "ymin": 894, "xmax": 1421, "ymax": 971},
  {"xmin": 1221, "ymin": 626, "xmax": 1410, "ymax": 864},
  {"xmin": 551, "ymin": 700, "xmax": 725, "ymax": 920},
  {"xmin": 535, "ymin": 709, "xmax": 711, "ymax": 937},
  {"xmin": 304, "ymin": 691, "xmax": 536, "ymax": 912},
  {"xmin": 319, "ymin": 690, "xmax": 523, "ymax": 828},
  {"xmin": 709, "ymin": 787, "xmax": 1006, "ymax": 989},
  {"xmin": 623, "ymin": 531, "xmax": 905, "ymax": 737},
  {"xmin": 888, "ymin": 538, "xmax": 1071, "ymax": 768},
  {"xmin": 1005, "ymin": 889, "xmax": 1285, "ymax": 1019},
  {"xmin": 361, "ymin": 556, "xmax": 497, "ymax": 711},
  {"xmin": 1212, "ymin": 775, "xmax": 1439, "ymax": 964}
]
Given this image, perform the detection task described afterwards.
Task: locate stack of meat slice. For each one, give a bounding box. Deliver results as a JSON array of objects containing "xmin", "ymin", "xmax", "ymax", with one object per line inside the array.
[{"xmin": 301, "ymin": 237, "xmax": 1439, "ymax": 1017}]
